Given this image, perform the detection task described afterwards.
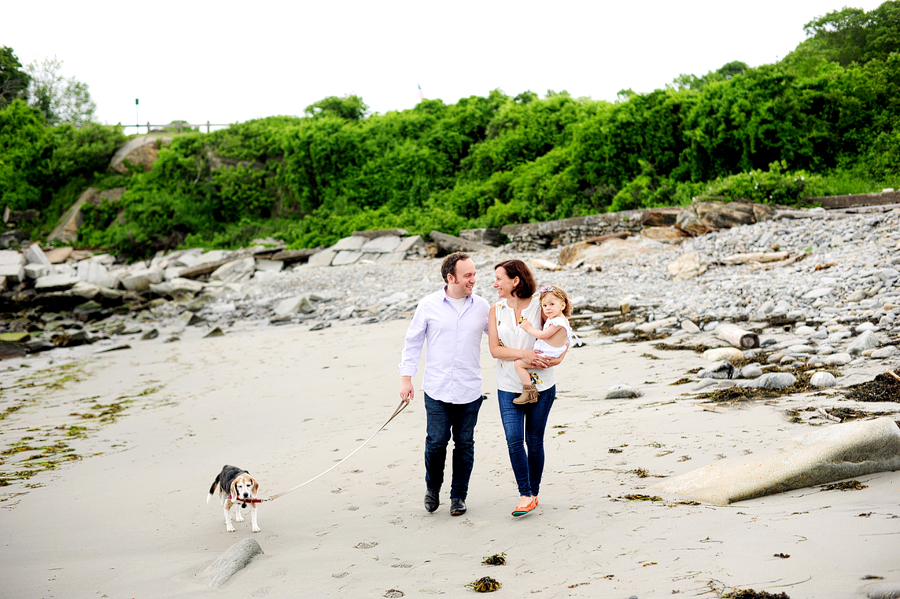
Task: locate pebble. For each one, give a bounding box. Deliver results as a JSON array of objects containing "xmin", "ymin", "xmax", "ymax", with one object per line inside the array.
[
  {"xmin": 810, "ymin": 372, "xmax": 837, "ymax": 387},
  {"xmin": 606, "ymin": 383, "xmax": 643, "ymax": 399}
]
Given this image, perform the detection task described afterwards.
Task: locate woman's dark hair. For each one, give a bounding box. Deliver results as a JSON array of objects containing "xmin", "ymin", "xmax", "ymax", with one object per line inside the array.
[{"xmin": 494, "ymin": 259, "xmax": 536, "ymax": 298}]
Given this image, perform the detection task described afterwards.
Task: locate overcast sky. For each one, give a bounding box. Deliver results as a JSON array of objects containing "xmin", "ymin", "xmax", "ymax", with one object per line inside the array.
[{"xmin": 3, "ymin": 0, "xmax": 887, "ymax": 131}]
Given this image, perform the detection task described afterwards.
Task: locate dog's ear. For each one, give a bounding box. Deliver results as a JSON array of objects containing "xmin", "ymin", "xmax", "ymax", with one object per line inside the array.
[
  {"xmin": 250, "ymin": 477, "xmax": 259, "ymax": 496},
  {"xmin": 229, "ymin": 478, "xmax": 238, "ymax": 500}
]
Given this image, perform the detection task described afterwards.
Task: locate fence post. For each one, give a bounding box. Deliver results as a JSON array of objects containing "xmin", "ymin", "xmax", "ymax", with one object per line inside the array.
[
  {"xmin": 207, "ymin": 120, "xmax": 211, "ymax": 134},
  {"xmin": 147, "ymin": 121, "xmax": 151, "ymax": 135},
  {"xmin": 178, "ymin": 121, "xmax": 182, "ymax": 134}
]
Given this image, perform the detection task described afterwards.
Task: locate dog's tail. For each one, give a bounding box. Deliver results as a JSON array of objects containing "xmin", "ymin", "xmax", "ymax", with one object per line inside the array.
[{"xmin": 207, "ymin": 475, "xmax": 221, "ymax": 504}]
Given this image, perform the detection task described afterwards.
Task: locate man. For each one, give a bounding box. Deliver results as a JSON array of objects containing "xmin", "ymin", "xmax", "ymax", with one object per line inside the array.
[{"xmin": 398, "ymin": 252, "xmax": 490, "ymax": 516}]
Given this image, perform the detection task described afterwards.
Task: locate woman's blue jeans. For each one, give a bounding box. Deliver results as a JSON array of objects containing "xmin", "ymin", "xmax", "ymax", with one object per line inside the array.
[
  {"xmin": 424, "ymin": 392, "xmax": 483, "ymax": 500},
  {"xmin": 497, "ymin": 385, "xmax": 556, "ymax": 497}
]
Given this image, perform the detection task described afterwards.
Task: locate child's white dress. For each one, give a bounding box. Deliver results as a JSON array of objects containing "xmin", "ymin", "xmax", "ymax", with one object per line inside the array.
[{"xmin": 533, "ymin": 316, "xmax": 573, "ymax": 359}]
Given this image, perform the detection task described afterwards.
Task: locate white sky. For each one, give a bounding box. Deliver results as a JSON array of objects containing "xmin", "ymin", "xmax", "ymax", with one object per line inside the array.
[{"xmin": 3, "ymin": 0, "xmax": 887, "ymax": 130}]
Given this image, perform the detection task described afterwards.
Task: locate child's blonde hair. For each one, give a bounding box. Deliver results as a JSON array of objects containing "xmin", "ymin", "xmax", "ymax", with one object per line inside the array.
[{"xmin": 538, "ymin": 285, "xmax": 571, "ymax": 317}]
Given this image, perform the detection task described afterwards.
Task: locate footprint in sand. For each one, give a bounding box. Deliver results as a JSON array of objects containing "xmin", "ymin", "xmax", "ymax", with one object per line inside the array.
[
  {"xmin": 391, "ymin": 563, "xmax": 413, "ymax": 569},
  {"xmin": 250, "ymin": 586, "xmax": 271, "ymax": 596},
  {"xmin": 265, "ymin": 533, "xmax": 279, "ymax": 539},
  {"xmin": 346, "ymin": 506, "xmax": 360, "ymax": 511},
  {"xmin": 354, "ymin": 541, "xmax": 378, "ymax": 549},
  {"xmin": 332, "ymin": 572, "xmax": 349, "ymax": 578}
]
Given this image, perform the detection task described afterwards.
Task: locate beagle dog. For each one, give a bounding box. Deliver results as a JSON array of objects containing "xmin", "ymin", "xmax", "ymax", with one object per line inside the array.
[{"xmin": 207, "ymin": 464, "xmax": 260, "ymax": 533}]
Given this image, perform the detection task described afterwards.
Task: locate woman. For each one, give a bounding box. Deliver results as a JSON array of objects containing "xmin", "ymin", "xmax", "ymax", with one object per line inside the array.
[{"xmin": 488, "ymin": 259, "xmax": 566, "ymax": 517}]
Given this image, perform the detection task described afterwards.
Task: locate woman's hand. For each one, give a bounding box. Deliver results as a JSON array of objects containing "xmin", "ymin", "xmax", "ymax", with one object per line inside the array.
[{"xmin": 522, "ymin": 350, "xmax": 549, "ymax": 369}]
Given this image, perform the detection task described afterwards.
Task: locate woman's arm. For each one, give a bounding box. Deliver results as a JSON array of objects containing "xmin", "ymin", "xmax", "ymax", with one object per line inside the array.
[{"xmin": 489, "ymin": 305, "xmax": 542, "ymax": 363}]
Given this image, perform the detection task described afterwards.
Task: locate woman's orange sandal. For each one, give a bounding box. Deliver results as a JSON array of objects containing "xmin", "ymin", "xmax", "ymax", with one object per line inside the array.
[{"xmin": 512, "ymin": 497, "xmax": 538, "ymax": 517}]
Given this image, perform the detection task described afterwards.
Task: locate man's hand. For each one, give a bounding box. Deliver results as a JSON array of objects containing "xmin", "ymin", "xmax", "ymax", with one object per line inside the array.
[{"xmin": 400, "ymin": 376, "xmax": 415, "ymax": 403}]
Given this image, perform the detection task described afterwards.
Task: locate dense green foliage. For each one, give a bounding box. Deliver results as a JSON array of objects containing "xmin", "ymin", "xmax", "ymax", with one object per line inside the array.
[{"xmin": 2, "ymin": 2, "xmax": 900, "ymax": 258}]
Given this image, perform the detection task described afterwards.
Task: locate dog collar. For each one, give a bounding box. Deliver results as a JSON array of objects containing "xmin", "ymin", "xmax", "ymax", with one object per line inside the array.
[{"xmin": 227, "ymin": 495, "xmax": 262, "ymax": 505}]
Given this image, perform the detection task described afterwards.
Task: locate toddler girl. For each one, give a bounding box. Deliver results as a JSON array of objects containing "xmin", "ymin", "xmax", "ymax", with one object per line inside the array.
[{"xmin": 513, "ymin": 285, "xmax": 574, "ymax": 405}]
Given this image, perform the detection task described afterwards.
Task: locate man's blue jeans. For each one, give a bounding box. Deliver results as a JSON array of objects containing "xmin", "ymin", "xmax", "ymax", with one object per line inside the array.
[
  {"xmin": 497, "ymin": 385, "xmax": 556, "ymax": 497},
  {"xmin": 424, "ymin": 392, "xmax": 483, "ymax": 499}
]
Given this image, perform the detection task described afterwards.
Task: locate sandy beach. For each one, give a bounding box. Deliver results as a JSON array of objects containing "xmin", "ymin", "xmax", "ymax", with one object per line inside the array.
[{"xmin": 1, "ymin": 309, "xmax": 899, "ymax": 599}]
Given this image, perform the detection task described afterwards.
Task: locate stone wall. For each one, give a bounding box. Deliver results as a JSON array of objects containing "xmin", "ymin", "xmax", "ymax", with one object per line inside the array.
[{"xmin": 500, "ymin": 210, "xmax": 644, "ymax": 251}]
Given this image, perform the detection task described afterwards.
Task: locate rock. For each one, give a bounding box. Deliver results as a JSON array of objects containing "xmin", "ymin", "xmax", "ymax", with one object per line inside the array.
[
  {"xmin": 868, "ymin": 582, "xmax": 900, "ymax": 599},
  {"xmin": 44, "ymin": 247, "xmax": 74, "ymax": 264},
  {"xmin": 202, "ymin": 538, "xmax": 264, "ymax": 588},
  {"xmin": 175, "ymin": 312, "xmax": 205, "ymax": 327},
  {"xmin": 211, "ymin": 257, "xmax": 256, "ymax": 284},
  {"xmin": 308, "ymin": 249, "xmax": 338, "ymax": 267},
  {"xmin": 680, "ymin": 320, "xmax": 701, "ymax": 334},
  {"xmin": 675, "ymin": 200, "xmax": 768, "ymax": 236},
  {"xmin": 429, "ymin": 230, "xmax": 494, "ymax": 254},
  {"xmin": 641, "ymin": 207, "xmax": 681, "ymax": 227},
  {"xmin": 531, "ymin": 258, "xmax": 561, "ymax": 271},
  {"xmin": 141, "ymin": 329, "xmax": 159, "ymax": 340},
  {"xmin": 0, "ymin": 340, "xmax": 27, "ymax": 360},
  {"xmin": 269, "ymin": 248, "xmax": 320, "ymax": 265},
  {"xmin": 47, "ymin": 187, "xmax": 126, "ymax": 244},
  {"xmin": 274, "ymin": 295, "xmax": 317, "ymax": 316},
  {"xmin": 359, "ymin": 235, "xmax": 401, "ymax": 253},
  {"xmin": 641, "ymin": 226, "xmax": 690, "ymax": 243},
  {"xmin": 331, "ymin": 251, "xmax": 363, "ymax": 266},
  {"xmin": 24, "ymin": 263, "xmax": 51, "ymax": 279},
  {"xmin": 613, "ymin": 322, "xmax": 636, "ymax": 333},
  {"xmin": 94, "ymin": 343, "xmax": 131, "ymax": 354},
  {"xmin": 848, "ymin": 330, "xmax": 881, "ymax": 355},
  {"xmin": 331, "ymin": 236, "xmax": 366, "ymax": 251},
  {"xmin": 34, "ymin": 274, "xmax": 79, "ymax": 291},
  {"xmin": 25, "ymin": 243, "xmax": 51, "ymax": 266},
  {"xmin": 122, "ymin": 269, "xmax": 163, "ymax": 292},
  {"xmin": 803, "ymin": 287, "xmax": 834, "ymax": 300},
  {"xmin": 150, "ymin": 278, "xmax": 205, "ymax": 297},
  {"xmin": 605, "ymin": 383, "xmax": 643, "ymax": 399},
  {"xmin": 0, "ymin": 262, "xmax": 25, "ymax": 284},
  {"xmin": 666, "ymin": 252, "xmax": 707, "ymax": 281},
  {"xmin": 0, "ymin": 230, "xmax": 30, "ymax": 250},
  {"xmin": 702, "ymin": 347, "xmax": 744, "ymax": 362},
  {"xmin": 77, "ymin": 261, "xmax": 117, "ymax": 288},
  {"xmin": 810, "ymin": 372, "xmax": 837, "ymax": 387},
  {"xmin": 109, "ymin": 136, "xmax": 171, "ymax": 173},
  {"xmin": 635, "ymin": 316, "xmax": 678, "ymax": 333},
  {"xmin": 394, "ymin": 235, "xmax": 425, "ymax": 255},
  {"xmin": 0, "ymin": 331, "xmax": 31, "ymax": 343},
  {"xmin": 823, "ymin": 352, "xmax": 852, "ymax": 366},
  {"xmin": 715, "ymin": 324, "xmax": 760, "ymax": 349},
  {"xmin": 459, "ymin": 228, "xmax": 501, "ymax": 246},
  {"xmin": 351, "ymin": 228, "xmax": 408, "ymax": 240},
  {"xmin": 740, "ymin": 372, "xmax": 796, "ymax": 389},
  {"xmin": 871, "ymin": 346, "xmax": 898, "ymax": 358},
  {"xmin": 698, "ymin": 361, "xmax": 738, "ymax": 379},
  {"xmin": 204, "ymin": 327, "xmax": 225, "ymax": 338},
  {"xmin": 254, "ymin": 259, "xmax": 284, "ymax": 273},
  {"xmin": 654, "ymin": 417, "xmax": 900, "ymax": 505},
  {"xmin": 741, "ymin": 365, "xmax": 763, "ymax": 379}
]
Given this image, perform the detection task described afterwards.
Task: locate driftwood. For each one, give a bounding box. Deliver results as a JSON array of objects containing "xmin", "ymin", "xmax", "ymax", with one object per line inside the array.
[
  {"xmin": 722, "ymin": 251, "xmax": 789, "ymax": 265},
  {"xmin": 818, "ymin": 408, "xmax": 842, "ymax": 423},
  {"xmin": 716, "ymin": 324, "xmax": 760, "ymax": 349},
  {"xmin": 177, "ymin": 259, "xmax": 231, "ymax": 279},
  {"xmin": 747, "ymin": 254, "xmax": 805, "ymax": 271},
  {"xmin": 887, "ymin": 371, "xmax": 900, "ymax": 383}
]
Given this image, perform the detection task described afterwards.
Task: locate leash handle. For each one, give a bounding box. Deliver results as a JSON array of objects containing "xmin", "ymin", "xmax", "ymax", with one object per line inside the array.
[{"xmin": 263, "ymin": 400, "xmax": 409, "ymax": 502}]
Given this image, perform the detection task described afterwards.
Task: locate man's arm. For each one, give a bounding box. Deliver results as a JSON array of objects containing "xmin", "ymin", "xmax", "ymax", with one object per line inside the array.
[{"xmin": 398, "ymin": 301, "xmax": 428, "ymax": 402}]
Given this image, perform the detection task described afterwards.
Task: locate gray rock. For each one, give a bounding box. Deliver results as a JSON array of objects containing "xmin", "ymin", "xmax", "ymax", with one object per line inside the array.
[
  {"xmin": 823, "ymin": 352, "xmax": 852, "ymax": 366},
  {"xmin": 150, "ymin": 278, "xmax": 205, "ymax": 297},
  {"xmin": 741, "ymin": 365, "xmax": 763, "ymax": 379},
  {"xmin": 803, "ymin": 287, "xmax": 834, "ymax": 299},
  {"xmin": 377, "ymin": 252, "xmax": 408, "ymax": 264},
  {"xmin": 122, "ymin": 269, "xmax": 163, "ymax": 291},
  {"xmin": 810, "ymin": 372, "xmax": 837, "ymax": 387},
  {"xmin": 34, "ymin": 274, "xmax": 79, "ymax": 291},
  {"xmin": 211, "ymin": 257, "xmax": 256, "ymax": 284},
  {"xmin": 605, "ymin": 383, "xmax": 643, "ymax": 399},
  {"xmin": 848, "ymin": 330, "xmax": 881, "ymax": 355},
  {"xmin": 395, "ymin": 235, "xmax": 425, "ymax": 254},
  {"xmin": 360, "ymin": 235, "xmax": 401, "ymax": 253},
  {"xmin": 871, "ymin": 345, "xmax": 898, "ymax": 358},
  {"xmin": 868, "ymin": 582, "xmax": 900, "ymax": 599},
  {"xmin": 77, "ymin": 261, "xmax": 117, "ymax": 288},
  {"xmin": 0, "ymin": 263, "xmax": 25, "ymax": 283},
  {"xmin": 331, "ymin": 251, "xmax": 363, "ymax": 266},
  {"xmin": 331, "ymin": 236, "xmax": 366, "ymax": 251},
  {"xmin": 654, "ymin": 417, "xmax": 900, "ymax": 505},
  {"xmin": 382, "ymin": 292, "xmax": 410, "ymax": 306},
  {"xmin": 741, "ymin": 372, "xmax": 796, "ymax": 390},
  {"xmin": 24, "ymin": 263, "xmax": 51, "ymax": 279},
  {"xmin": 25, "ymin": 243, "xmax": 51, "ymax": 266},
  {"xmin": 254, "ymin": 259, "xmax": 284, "ymax": 273},
  {"xmin": 202, "ymin": 538, "xmax": 264, "ymax": 588},
  {"xmin": 698, "ymin": 361, "xmax": 737, "ymax": 379},
  {"xmin": 680, "ymin": 320, "xmax": 700, "ymax": 334},
  {"xmin": 274, "ymin": 295, "xmax": 316, "ymax": 316},
  {"xmin": 847, "ymin": 289, "xmax": 868, "ymax": 302}
]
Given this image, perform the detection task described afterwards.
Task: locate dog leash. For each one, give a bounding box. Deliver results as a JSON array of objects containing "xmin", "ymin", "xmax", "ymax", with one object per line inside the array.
[{"xmin": 243, "ymin": 400, "xmax": 409, "ymax": 504}]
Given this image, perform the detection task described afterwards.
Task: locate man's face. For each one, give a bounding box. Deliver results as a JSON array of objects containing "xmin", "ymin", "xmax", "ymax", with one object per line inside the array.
[{"xmin": 447, "ymin": 258, "xmax": 476, "ymax": 296}]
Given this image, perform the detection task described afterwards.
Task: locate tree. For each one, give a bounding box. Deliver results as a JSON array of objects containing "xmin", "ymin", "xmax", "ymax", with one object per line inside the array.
[
  {"xmin": 26, "ymin": 56, "xmax": 96, "ymax": 126},
  {"xmin": 303, "ymin": 94, "xmax": 368, "ymax": 120},
  {"xmin": 0, "ymin": 46, "xmax": 30, "ymax": 108}
]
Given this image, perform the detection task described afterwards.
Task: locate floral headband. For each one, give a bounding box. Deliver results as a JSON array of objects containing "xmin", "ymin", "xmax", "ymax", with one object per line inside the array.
[{"xmin": 539, "ymin": 286, "xmax": 554, "ymax": 293}]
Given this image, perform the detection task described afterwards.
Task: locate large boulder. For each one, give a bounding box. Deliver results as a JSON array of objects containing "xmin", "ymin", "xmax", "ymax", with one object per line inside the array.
[
  {"xmin": 48, "ymin": 187, "xmax": 127, "ymax": 244},
  {"xmin": 108, "ymin": 136, "xmax": 172, "ymax": 173},
  {"xmin": 676, "ymin": 200, "xmax": 776, "ymax": 236},
  {"xmin": 655, "ymin": 417, "xmax": 900, "ymax": 505}
]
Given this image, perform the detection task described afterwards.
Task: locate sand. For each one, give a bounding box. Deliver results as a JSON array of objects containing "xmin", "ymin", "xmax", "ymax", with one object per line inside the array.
[{"xmin": 1, "ymin": 315, "xmax": 899, "ymax": 599}]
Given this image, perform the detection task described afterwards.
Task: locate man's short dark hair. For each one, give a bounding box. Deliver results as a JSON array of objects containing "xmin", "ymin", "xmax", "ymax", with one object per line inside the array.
[
  {"xmin": 441, "ymin": 252, "xmax": 471, "ymax": 283},
  {"xmin": 494, "ymin": 259, "xmax": 536, "ymax": 298}
]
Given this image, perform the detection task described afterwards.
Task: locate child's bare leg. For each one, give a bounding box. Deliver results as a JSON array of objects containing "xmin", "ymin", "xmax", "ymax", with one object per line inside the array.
[{"xmin": 514, "ymin": 359, "xmax": 532, "ymax": 386}]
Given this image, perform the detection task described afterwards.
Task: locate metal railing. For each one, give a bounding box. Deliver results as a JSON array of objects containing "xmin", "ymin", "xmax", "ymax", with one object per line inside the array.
[{"xmin": 120, "ymin": 121, "xmax": 231, "ymax": 134}]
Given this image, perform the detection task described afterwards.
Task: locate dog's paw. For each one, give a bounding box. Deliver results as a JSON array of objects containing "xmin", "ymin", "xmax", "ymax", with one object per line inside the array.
[
  {"xmin": 252, "ymin": 526, "xmax": 260, "ymax": 533},
  {"xmin": 227, "ymin": 526, "xmax": 236, "ymax": 533},
  {"xmin": 235, "ymin": 513, "xmax": 245, "ymax": 523}
]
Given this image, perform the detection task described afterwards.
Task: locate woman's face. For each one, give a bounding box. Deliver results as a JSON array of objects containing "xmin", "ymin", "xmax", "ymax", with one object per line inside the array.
[{"xmin": 493, "ymin": 267, "xmax": 519, "ymax": 299}]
